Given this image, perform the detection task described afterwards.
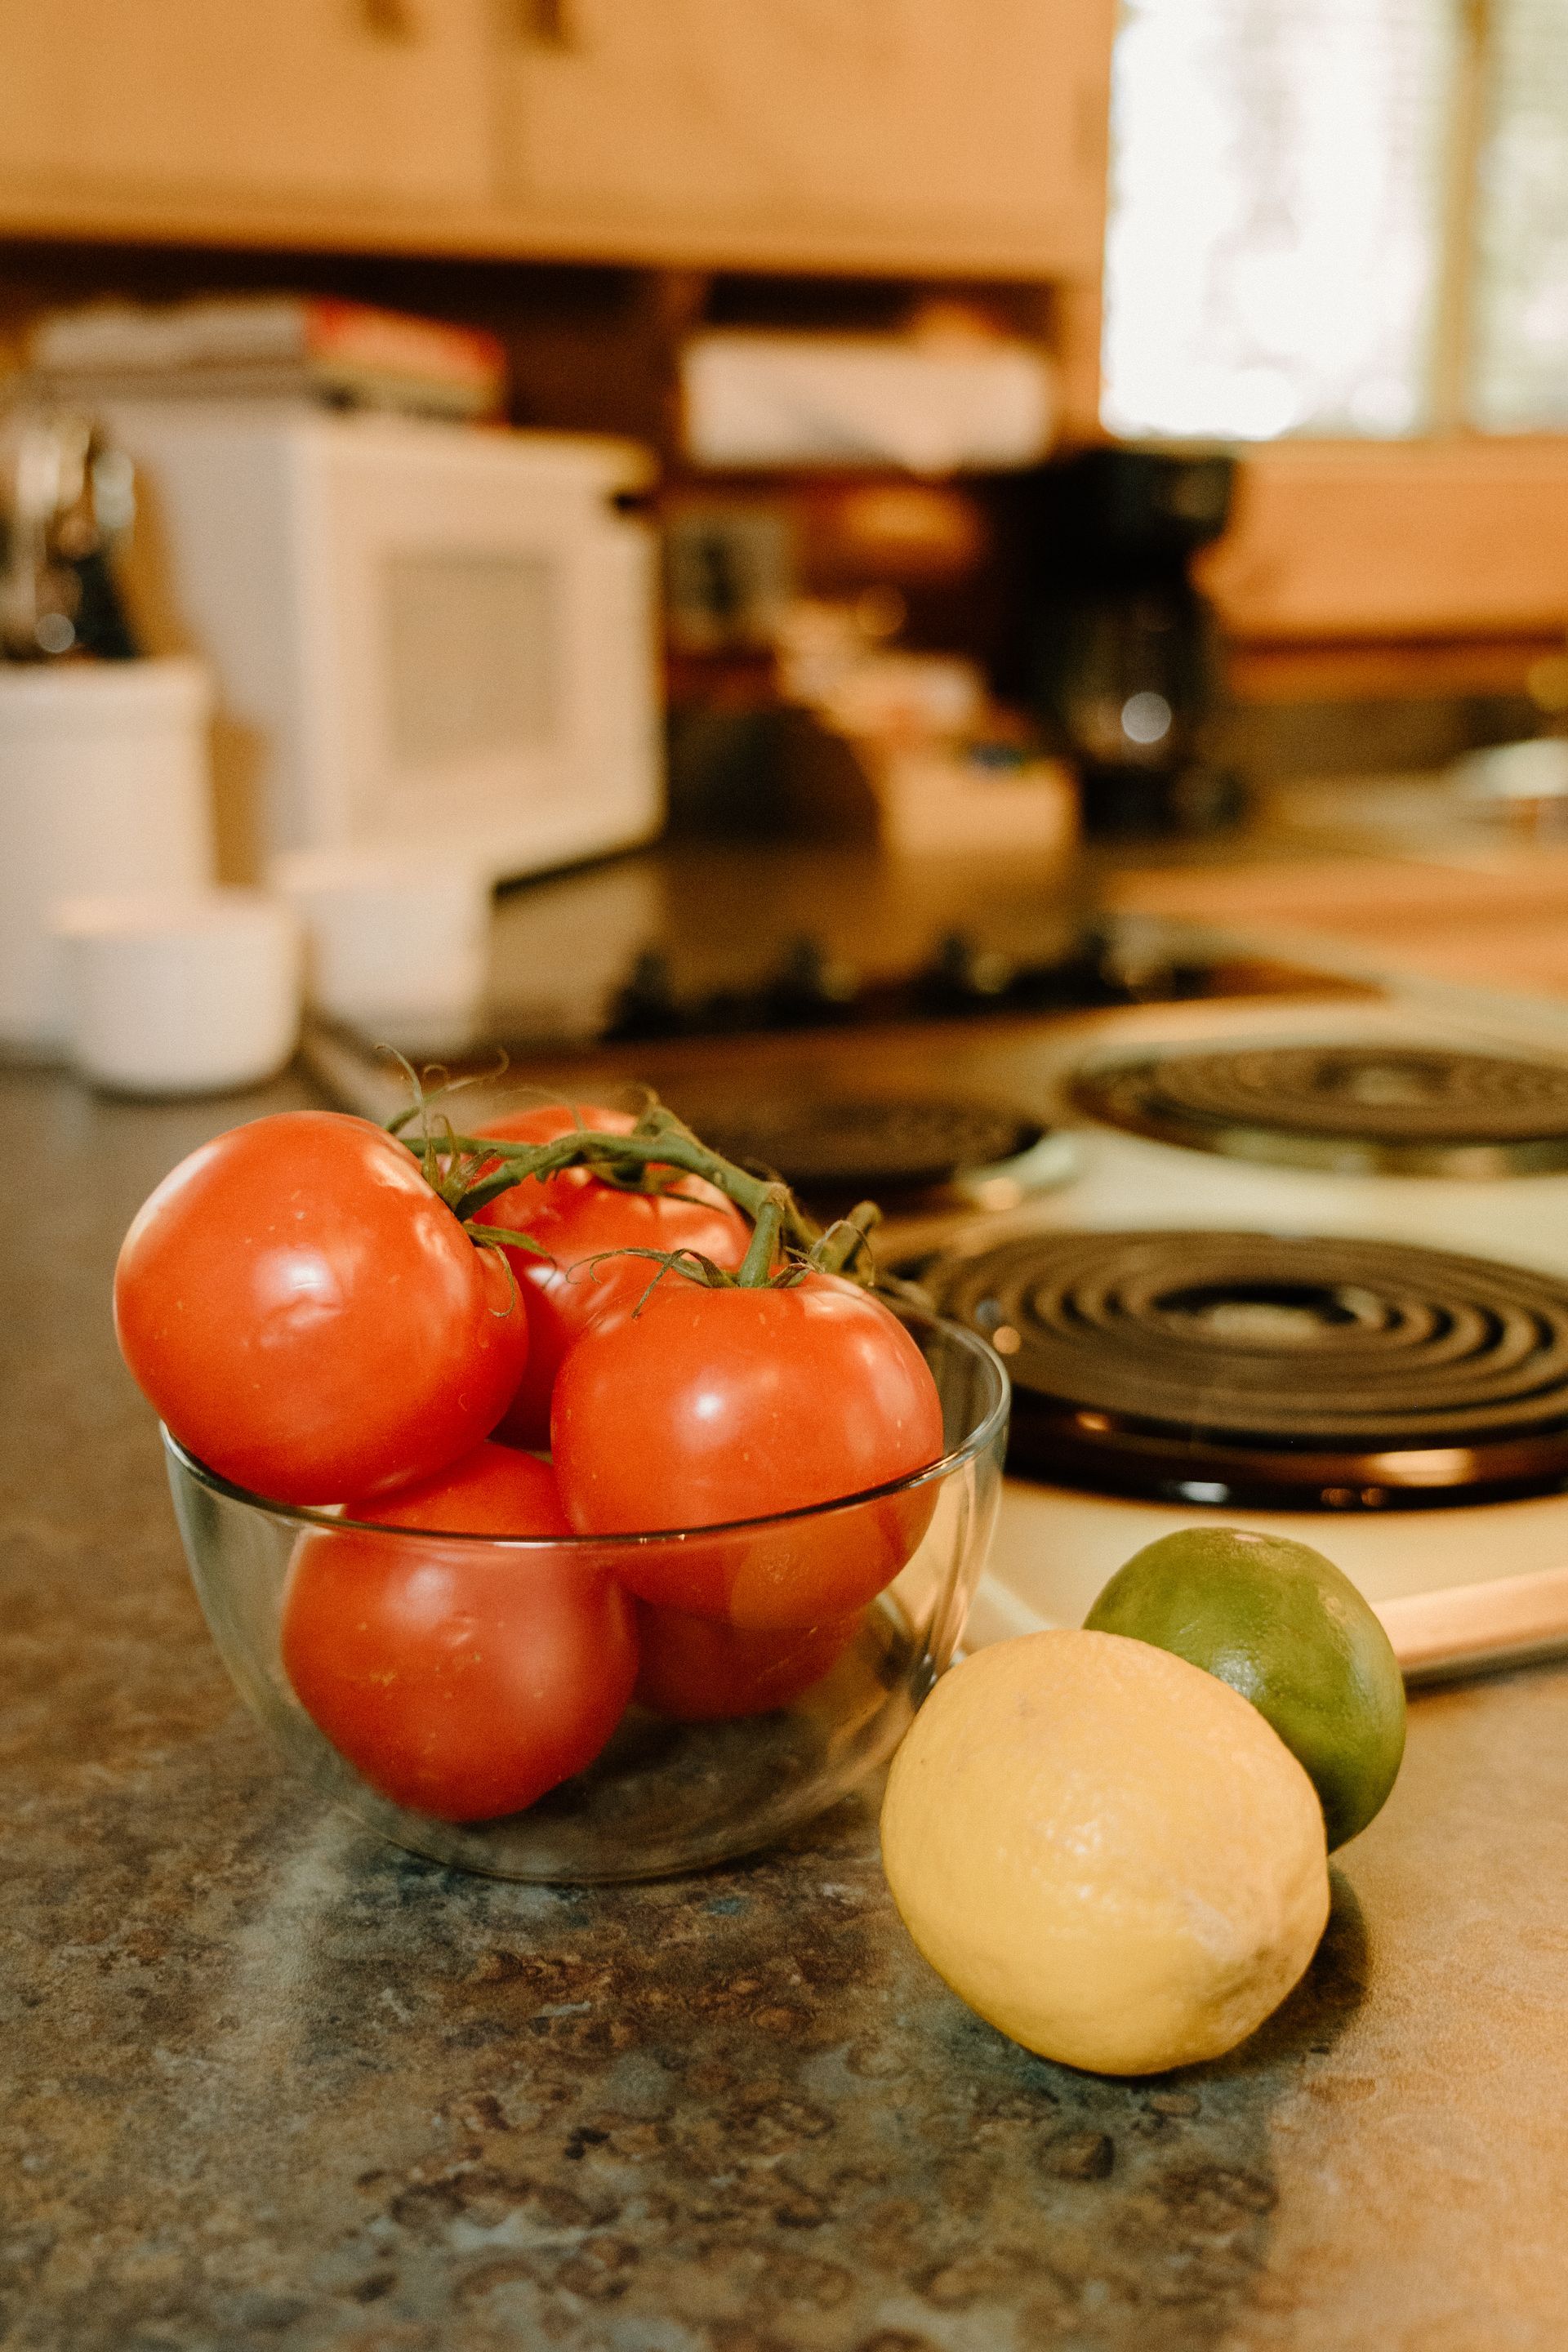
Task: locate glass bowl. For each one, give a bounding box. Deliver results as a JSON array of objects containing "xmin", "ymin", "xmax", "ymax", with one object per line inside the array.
[{"xmin": 164, "ymin": 1305, "xmax": 1009, "ymax": 1882}]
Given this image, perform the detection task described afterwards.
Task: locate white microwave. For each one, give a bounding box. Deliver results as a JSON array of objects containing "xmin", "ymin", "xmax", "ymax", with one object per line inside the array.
[{"xmin": 109, "ymin": 407, "xmax": 662, "ymax": 882}]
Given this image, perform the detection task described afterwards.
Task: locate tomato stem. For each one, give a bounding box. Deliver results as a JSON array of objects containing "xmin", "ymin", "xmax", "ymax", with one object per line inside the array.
[
  {"xmin": 438, "ymin": 1114, "xmax": 849, "ymax": 1259},
  {"xmin": 810, "ymin": 1202, "xmax": 881, "ymax": 1281},
  {"xmin": 394, "ymin": 1091, "xmax": 887, "ymax": 1290},
  {"xmin": 383, "ymin": 1045, "xmax": 512, "ymax": 1138},
  {"xmin": 464, "ymin": 1220, "xmax": 552, "ymax": 1258},
  {"xmin": 737, "ymin": 1187, "xmax": 788, "ymax": 1287}
]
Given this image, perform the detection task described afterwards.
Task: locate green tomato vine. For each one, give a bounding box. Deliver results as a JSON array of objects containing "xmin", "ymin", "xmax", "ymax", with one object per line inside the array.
[{"xmin": 387, "ymin": 1078, "xmax": 881, "ymax": 1292}]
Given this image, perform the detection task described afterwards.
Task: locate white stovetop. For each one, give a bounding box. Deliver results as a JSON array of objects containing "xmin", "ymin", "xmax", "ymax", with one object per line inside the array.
[{"xmin": 962, "ymin": 980, "xmax": 1568, "ymax": 1679}]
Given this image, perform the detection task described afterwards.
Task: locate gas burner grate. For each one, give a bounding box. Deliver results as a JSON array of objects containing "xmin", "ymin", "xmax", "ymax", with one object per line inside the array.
[
  {"xmin": 930, "ymin": 1228, "xmax": 1568, "ymax": 1507},
  {"xmin": 1072, "ymin": 1044, "xmax": 1568, "ymax": 1175},
  {"xmin": 670, "ymin": 1095, "xmax": 1045, "ymax": 1196}
]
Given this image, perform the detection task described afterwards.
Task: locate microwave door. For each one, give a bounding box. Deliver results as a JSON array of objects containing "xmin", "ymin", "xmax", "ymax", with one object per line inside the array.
[{"xmin": 321, "ymin": 427, "xmax": 661, "ymax": 880}]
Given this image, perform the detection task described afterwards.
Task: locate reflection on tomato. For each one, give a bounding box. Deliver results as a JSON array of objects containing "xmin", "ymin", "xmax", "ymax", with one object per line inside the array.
[
  {"xmin": 608, "ymin": 1490, "xmax": 937, "ymax": 1630},
  {"xmin": 279, "ymin": 1443, "xmax": 637, "ymax": 1822},
  {"xmin": 114, "ymin": 1111, "xmax": 528, "ymax": 1505},
  {"xmin": 473, "ymin": 1103, "xmax": 749, "ymax": 1450},
  {"xmin": 553, "ymin": 1271, "xmax": 945, "ymax": 1628},
  {"xmin": 635, "ymin": 1601, "xmax": 862, "ymax": 1721}
]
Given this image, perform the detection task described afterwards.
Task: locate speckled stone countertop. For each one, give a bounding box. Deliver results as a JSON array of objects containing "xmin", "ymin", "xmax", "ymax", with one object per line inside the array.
[{"xmin": 5, "ymin": 1065, "xmax": 1566, "ymax": 2352}]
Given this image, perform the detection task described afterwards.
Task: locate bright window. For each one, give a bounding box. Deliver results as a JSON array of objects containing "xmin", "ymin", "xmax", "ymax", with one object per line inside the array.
[
  {"xmin": 1472, "ymin": 0, "xmax": 1568, "ymax": 426},
  {"xmin": 1102, "ymin": 0, "xmax": 1568, "ymax": 441}
]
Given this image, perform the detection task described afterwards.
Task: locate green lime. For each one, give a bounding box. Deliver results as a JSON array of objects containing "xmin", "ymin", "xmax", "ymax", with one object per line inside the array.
[{"xmin": 1083, "ymin": 1527, "xmax": 1405, "ymax": 1850}]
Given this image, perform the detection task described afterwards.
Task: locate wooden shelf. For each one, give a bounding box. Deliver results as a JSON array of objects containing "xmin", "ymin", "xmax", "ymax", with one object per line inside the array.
[
  {"xmin": 0, "ymin": 180, "xmax": 1109, "ymax": 283},
  {"xmin": 1227, "ymin": 636, "xmax": 1561, "ymax": 706}
]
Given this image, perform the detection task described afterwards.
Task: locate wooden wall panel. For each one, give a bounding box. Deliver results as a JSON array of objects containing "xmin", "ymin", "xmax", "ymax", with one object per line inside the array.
[{"xmin": 1199, "ymin": 441, "xmax": 1568, "ymax": 641}]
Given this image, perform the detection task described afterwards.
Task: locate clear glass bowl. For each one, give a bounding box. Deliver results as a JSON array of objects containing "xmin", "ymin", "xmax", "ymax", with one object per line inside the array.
[{"xmin": 164, "ymin": 1307, "xmax": 1009, "ymax": 1882}]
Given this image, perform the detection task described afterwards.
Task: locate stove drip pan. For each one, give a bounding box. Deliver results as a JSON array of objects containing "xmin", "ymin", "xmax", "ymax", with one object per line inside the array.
[
  {"xmin": 931, "ymin": 1228, "xmax": 1568, "ymax": 1508},
  {"xmin": 670, "ymin": 1094, "xmax": 1047, "ymax": 1197},
  {"xmin": 1072, "ymin": 1044, "xmax": 1568, "ymax": 1175}
]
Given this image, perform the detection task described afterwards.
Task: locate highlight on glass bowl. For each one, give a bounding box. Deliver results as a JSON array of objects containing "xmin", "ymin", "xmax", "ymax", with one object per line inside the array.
[{"xmin": 116, "ymin": 1089, "xmax": 1009, "ymax": 1881}]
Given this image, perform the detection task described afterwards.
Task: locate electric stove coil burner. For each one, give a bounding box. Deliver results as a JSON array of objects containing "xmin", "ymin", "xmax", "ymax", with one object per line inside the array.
[
  {"xmin": 1072, "ymin": 1045, "xmax": 1568, "ymax": 1174},
  {"xmin": 671, "ymin": 1095, "xmax": 1046, "ymax": 1196},
  {"xmin": 931, "ymin": 1228, "xmax": 1568, "ymax": 1507}
]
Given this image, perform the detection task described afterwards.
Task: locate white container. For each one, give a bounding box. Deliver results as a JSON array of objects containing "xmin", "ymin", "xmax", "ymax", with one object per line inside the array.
[
  {"xmin": 0, "ymin": 657, "xmax": 214, "ymax": 1054},
  {"xmin": 52, "ymin": 889, "xmax": 301, "ymax": 1096},
  {"xmin": 681, "ymin": 329, "xmax": 1055, "ymax": 473},
  {"xmin": 270, "ymin": 848, "xmax": 490, "ymax": 1044}
]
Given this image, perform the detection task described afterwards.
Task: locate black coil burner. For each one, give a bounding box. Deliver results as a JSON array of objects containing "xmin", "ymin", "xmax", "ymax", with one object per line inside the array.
[
  {"xmin": 672, "ymin": 1096, "xmax": 1045, "ymax": 1196},
  {"xmin": 930, "ymin": 1228, "xmax": 1568, "ymax": 1507},
  {"xmin": 1072, "ymin": 1045, "xmax": 1568, "ymax": 1174}
]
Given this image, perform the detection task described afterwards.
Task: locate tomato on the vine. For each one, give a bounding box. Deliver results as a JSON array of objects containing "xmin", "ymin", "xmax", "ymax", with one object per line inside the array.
[
  {"xmin": 472, "ymin": 1103, "xmax": 749, "ymax": 1449},
  {"xmin": 551, "ymin": 1270, "xmax": 945, "ymax": 1628},
  {"xmin": 635, "ymin": 1601, "xmax": 861, "ymax": 1721},
  {"xmin": 280, "ymin": 1442, "xmax": 638, "ymax": 1823},
  {"xmin": 114, "ymin": 1111, "xmax": 528, "ymax": 1505}
]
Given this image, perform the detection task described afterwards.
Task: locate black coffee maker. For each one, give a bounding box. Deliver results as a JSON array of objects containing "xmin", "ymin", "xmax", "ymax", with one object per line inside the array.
[{"xmin": 1019, "ymin": 444, "xmax": 1236, "ymax": 836}]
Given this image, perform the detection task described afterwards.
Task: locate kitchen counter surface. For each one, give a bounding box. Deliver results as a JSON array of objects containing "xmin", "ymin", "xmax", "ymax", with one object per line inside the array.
[
  {"xmin": 6, "ymin": 1063, "xmax": 1566, "ymax": 2352},
  {"xmin": 476, "ymin": 791, "xmax": 1568, "ymax": 1060}
]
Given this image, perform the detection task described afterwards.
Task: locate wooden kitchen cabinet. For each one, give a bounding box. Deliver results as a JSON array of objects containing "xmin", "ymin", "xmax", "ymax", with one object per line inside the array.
[
  {"xmin": 0, "ymin": 0, "xmax": 493, "ymax": 238},
  {"xmin": 496, "ymin": 0, "xmax": 1114, "ymax": 275},
  {"xmin": 0, "ymin": 0, "xmax": 1113, "ymax": 277}
]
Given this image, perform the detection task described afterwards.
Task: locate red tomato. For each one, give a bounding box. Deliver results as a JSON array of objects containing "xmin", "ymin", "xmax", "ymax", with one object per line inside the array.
[
  {"xmin": 635, "ymin": 1601, "xmax": 861, "ymax": 1722},
  {"xmin": 280, "ymin": 1442, "xmax": 638, "ymax": 1823},
  {"xmin": 115, "ymin": 1111, "xmax": 528, "ymax": 1506},
  {"xmin": 363, "ymin": 1440, "xmax": 570, "ymax": 1535},
  {"xmin": 551, "ymin": 1272, "xmax": 945, "ymax": 1628},
  {"xmin": 472, "ymin": 1103, "xmax": 748, "ymax": 1449}
]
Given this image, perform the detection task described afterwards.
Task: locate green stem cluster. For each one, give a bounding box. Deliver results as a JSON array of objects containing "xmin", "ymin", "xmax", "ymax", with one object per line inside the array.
[{"xmin": 396, "ymin": 1098, "xmax": 881, "ymax": 1291}]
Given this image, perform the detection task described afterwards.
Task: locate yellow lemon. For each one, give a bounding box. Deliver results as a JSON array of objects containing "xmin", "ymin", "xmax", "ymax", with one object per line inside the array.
[{"xmin": 880, "ymin": 1629, "xmax": 1330, "ymax": 2075}]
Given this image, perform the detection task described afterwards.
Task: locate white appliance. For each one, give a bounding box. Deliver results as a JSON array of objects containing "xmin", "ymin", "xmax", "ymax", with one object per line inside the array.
[
  {"xmin": 951, "ymin": 980, "xmax": 1568, "ymax": 1682},
  {"xmin": 109, "ymin": 408, "xmax": 662, "ymax": 881}
]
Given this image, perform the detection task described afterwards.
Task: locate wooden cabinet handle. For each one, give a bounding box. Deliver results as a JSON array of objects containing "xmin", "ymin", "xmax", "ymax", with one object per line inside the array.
[
  {"xmin": 359, "ymin": 0, "xmax": 416, "ymax": 38},
  {"xmin": 518, "ymin": 0, "xmax": 577, "ymax": 49}
]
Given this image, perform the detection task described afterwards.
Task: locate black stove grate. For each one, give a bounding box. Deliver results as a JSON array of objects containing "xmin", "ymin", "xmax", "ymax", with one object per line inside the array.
[
  {"xmin": 1072, "ymin": 1044, "xmax": 1568, "ymax": 1175},
  {"xmin": 930, "ymin": 1227, "xmax": 1568, "ymax": 1507},
  {"xmin": 670, "ymin": 1095, "xmax": 1045, "ymax": 1196}
]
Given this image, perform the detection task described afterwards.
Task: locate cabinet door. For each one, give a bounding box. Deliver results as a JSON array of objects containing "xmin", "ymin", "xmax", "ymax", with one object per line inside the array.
[
  {"xmin": 498, "ymin": 0, "xmax": 1114, "ymax": 275},
  {"xmin": 0, "ymin": 0, "xmax": 492, "ymax": 216}
]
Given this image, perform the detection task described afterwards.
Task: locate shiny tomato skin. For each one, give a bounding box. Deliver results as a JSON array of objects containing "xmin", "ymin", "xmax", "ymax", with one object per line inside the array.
[
  {"xmin": 635, "ymin": 1601, "xmax": 861, "ymax": 1721},
  {"xmin": 362, "ymin": 1440, "xmax": 570, "ymax": 1535},
  {"xmin": 280, "ymin": 1442, "xmax": 638, "ymax": 1823},
  {"xmin": 114, "ymin": 1111, "xmax": 527, "ymax": 1506},
  {"xmin": 551, "ymin": 1272, "xmax": 945, "ymax": 1628},
  {"xmin": 596, "ymin": 1486, "xmax": 935, "ymax": 1628},
  {"xmin": 473, "ymin": 1103, "xmax": 748, "ymax": 1450}
]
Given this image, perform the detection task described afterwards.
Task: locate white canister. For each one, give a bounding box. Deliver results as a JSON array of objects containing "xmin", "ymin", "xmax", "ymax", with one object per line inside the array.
[
  {"xmin": 0, "ymin": 657, "xmax": 214, "ymax": 1054},
  {"xmin": 51, "ymin": 890, "xmax": 301, "ymax": 1097},
  {"xmin": 270, "ymin": 849, "xmax": 492, "ymax": 1044}
]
